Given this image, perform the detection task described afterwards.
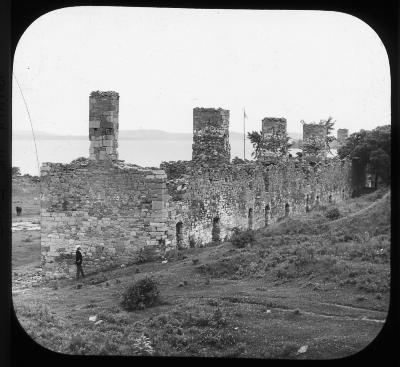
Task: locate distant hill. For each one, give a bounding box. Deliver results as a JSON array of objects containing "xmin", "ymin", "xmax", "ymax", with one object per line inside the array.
[{"xmin": 13, "ymin": 129, "xmax": 303, "ymax": 141}]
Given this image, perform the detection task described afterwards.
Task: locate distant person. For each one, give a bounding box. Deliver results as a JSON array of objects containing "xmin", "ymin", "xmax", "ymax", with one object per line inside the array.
[
  {"xmin": 16, "ymin": 206, "xmax": 22, "ymax": 216},
  {"xmin": 75, "ymin": 245, "xmax": 85, "ymax": 279}
]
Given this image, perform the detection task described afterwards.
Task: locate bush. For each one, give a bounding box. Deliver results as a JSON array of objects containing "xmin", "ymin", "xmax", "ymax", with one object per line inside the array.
[
  {"xmin": 325, "ymin": 207, "xmax": 341, "ymax": 220},
  {"xmin": 231, "ymin": 230, "xmax": 255, "ymax": 248},
  {"xmin": 121, "ymin": 277, "xmax": 160, "ymax": 311}
]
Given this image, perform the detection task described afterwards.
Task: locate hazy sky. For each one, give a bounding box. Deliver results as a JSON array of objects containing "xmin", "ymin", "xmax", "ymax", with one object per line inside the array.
[{"xmin": 13, "ymin": 7, "xmax": 390, "ymax": 136}]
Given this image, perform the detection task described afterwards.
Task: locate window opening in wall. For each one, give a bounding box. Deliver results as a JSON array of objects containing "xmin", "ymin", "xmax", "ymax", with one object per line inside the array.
[
  {"xmin": 285, "ymin": 203, "xmax": 290, "ymax": 217},
  {"xmin": 248, "ymin": 208, "xmax": 253, "ymax": 230},
  {"xmin": 104, "ymin": 128, "xmax": 113, "ymax": 135},
  {"xmin": 265, "ymin": 204, "xmax": 270, "ymax": 226},
  {"xmin": 212, "ymin": 217, "xmax": 221, "ymax": 242},
  {"xmin": 176, "ymin": 222, "xmax": 184, "ymax": 247}
]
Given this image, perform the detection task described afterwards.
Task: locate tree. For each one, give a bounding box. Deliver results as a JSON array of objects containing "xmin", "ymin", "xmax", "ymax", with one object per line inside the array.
[
  {"xmin": 321, "ymin": 116, "xmax": 336, "ymax": 154},
  {"xmin": 247, "ymin": 131, "xmax": 264, "ymax": 159},
  {"xmin": 232, "ymin": 156, "xmax": 248, "ymax": 164},
  {"xmin": 247, "ymin": 129, "xmax": 292, "ymax": 160},
  {"xmin": 302, "ymin": 135, "xmax": 324, "ymax": 156},
  {"xmin": 300, "ymin": 117, "xmax": 336, "ymax": 156},
  {"xmin": 263, "ymin": 127, "xmax": 293, "ymax": 156},
  {"xmin": 338, "ymin": 125, "xmax": 390, "ymax": 187},
  {"xmin": 12, "ymin": 167, "xmax": 21, "ymax": 176}
]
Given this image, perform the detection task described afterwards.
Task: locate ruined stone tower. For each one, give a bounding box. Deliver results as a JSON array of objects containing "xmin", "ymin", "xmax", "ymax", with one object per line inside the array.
[
  {"xmin": 192, "ymin": 108, "xmax": 230, "ymax": 164},
  {"xmin": 89, "ymin": 91, "xmax": 119, "ymax": 161},
  {"xmin": 261, "ymin": 117, "xmax": 288, "ymax": 156},
  {"xmin": 337, "ymin": 128, "xmax": 349, "ymax": 149},
  {"xmin": 302, "ymin": 123, "xmax": 327, "ymax": 158}
]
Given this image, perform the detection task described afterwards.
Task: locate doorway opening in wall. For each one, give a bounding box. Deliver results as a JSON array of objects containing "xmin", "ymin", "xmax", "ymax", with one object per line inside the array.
[
  {"xmin": 285, "ymin": 203, "xmax": 290, "ymax": 217},
  {"xmin": 248, "ymin": 208, "xmax": 253, "ymax": 230},
  {"xmin": 176, "ymin": 222, "xmax": 183, "ymax": 248},
  {"xmin": 211, "ymin": 217, "xmax": 221, "ymax": 242},
  {"xmin": 265, "ymin": 204, "xmax": 270, "ymax": 226}
]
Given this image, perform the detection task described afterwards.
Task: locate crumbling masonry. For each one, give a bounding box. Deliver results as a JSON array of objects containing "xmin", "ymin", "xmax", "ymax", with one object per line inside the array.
[
  {"xmin": 40, "ymin": 92, "xmax": 352, "ymax": 279},
  {"xmin": 337, "ymin": 128, "xmax": 349, "ymax": 149}
]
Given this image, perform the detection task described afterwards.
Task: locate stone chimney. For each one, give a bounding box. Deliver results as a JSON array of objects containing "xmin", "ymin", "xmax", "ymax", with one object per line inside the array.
[
  {"xmin": 192, "ymin": 107, "xmax": 230, "ymax": 164},
  {"xmin": 337, "ymin": 128, "xmax": 349, "ymax": 149},
  {"xmin": 261, "ymin": 117, "xmax": 288, "ymax": 156},
  {"xmin": 89, "ymin": 91, "xmax": 119, "ymax": 161},
  {"xmin": 302, "ymin": 123, "xmax": 327, "ymax": 159}
]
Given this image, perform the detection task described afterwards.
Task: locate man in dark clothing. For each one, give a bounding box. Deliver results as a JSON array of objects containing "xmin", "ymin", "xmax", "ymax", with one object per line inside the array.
[
  {"xmin": 16, "ymin": 206, "xmax": 22, "ymax": 216},
  {"xmin": 75, "ymin": 245, "xmax": 85, "ymax": 279}
]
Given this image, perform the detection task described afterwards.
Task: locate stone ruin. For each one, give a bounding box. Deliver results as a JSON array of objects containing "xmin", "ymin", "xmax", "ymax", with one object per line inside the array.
[
  {"xmin": 261, "ymin": 117, "xmax": 288, "ymax": 156},
  {"xmin": 40, "ymin": 92, "xmax": 352, "ymax": 279},
  {"xmin": 302, "ymin": 123, "xmax": 327, "ymax": 159},
  {"xmin": 337, "ymin": 128, "xmax": 349, "ymax": 149},
  {"xmin": 89, "ymin": 91, "xmax": 119, "ymax": 161},
  {"xmin": 192, "ymin": 108, "xmax": 230, "ymax": 165}
]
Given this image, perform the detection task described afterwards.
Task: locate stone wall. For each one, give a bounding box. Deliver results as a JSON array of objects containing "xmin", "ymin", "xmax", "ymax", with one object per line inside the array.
[
  {"xmin": 40, "ymin": 94, "xmax": 353, "ymax": 279},
  {"xmin": 192, "ymin": 108, "xmax": 230, "ymax": 164},
  {"xmin": 89, "ymin": 91, "xmax": 119, "ymax": 161},
  {"xmin": 40, "ymin": 158, "xmax": 173, "ymax": 279},
  {"xmin": 165, "ymin": 157, "xmax": 352, "ymax": 248}
]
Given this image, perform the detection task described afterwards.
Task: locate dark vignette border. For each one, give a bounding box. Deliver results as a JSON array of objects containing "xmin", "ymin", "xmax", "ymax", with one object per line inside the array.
[{"xmin": 2, "ymin": 0, "xmax": 398, "ymax": 366}]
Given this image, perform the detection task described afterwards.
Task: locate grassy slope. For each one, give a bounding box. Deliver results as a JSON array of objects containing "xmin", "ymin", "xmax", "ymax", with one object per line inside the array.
[{"xmin": 12, "ymin": 187, "xmax": 390, "ymax": 359}]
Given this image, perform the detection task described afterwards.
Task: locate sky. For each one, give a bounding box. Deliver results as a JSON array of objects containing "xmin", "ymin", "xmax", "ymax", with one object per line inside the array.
[{"xmin": 13, "ymin": 7, "xmax": 390, "ymax": 136}]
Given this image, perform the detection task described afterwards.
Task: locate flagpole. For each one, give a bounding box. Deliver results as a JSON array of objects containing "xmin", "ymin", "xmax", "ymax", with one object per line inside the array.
[{"xmin": 243, "ymin": 107, "xmax": 246, "ymax": 160}]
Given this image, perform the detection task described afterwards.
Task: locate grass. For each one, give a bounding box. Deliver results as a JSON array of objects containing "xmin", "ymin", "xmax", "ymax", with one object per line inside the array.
[{"xmin": 11, "ymin": 182, "xmax": 390, "ymax": 358}]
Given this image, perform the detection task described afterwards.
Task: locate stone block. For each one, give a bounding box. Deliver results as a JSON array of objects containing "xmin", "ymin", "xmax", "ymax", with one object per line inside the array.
[
  {"xmin": 152, "ymin": 201, "xmax": 165, "ymax": 210},
  {"xmin": 89, "ymin": 120, "xmax": 100, "ymax": 128}
]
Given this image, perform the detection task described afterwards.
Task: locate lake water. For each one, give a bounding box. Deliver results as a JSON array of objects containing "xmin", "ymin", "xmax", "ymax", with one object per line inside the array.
[{"xmin": 13, "ymin": 137, "xmax": 261, "ymax": 175}]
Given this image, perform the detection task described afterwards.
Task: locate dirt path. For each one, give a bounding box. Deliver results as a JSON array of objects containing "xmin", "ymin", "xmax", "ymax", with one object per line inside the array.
[{"xmin": 329, "ymin": 191, "xmax": 390, "ymax": 226}]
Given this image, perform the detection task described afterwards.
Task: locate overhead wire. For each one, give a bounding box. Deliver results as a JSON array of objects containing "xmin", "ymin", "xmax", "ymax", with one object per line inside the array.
[{"xmin": 12, "ymin": 72, "xmax": 41, "ymax": 176}]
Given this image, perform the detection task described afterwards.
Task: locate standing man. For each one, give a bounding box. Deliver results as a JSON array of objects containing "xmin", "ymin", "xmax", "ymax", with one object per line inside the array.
[{"xmin": 75, "ymin": 245, "xmax": 85, "ymax": 279}]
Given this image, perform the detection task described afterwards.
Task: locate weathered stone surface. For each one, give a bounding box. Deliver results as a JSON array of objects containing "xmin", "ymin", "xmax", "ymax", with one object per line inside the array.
[
  {"xmin": 337, "ymin": 128, "xmax": 349, "ymax": 149},
  {"xmin": 192, "ymin": 108, "xmax": 230, "ymax": 165},
  {"xmin": 89, "ymin": 91, "xmax": 119, "ymax": 161},
  {"xmin": 262, "ymin": 117, "xmax": 288, "ymax": 156},
  {"xmin": 40, "ymin": 94, "xmax": 353, "ymax": 279},
  {"xmin": 303, "ymin": 123, "xmax": 327, "ymax": 159}
]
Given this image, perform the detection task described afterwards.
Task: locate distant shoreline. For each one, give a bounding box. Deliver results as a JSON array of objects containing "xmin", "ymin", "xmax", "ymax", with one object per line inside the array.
[{"xmin": 13, "ymin": 129, "xmax": 303, "ymax": 141}]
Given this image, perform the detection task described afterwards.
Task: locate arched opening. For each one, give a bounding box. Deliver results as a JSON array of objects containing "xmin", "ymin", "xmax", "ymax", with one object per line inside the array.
[
  {"xmin": 176, "ymin": 222, "xmax": 183, "ymax": 247},
  {"xmin": 265, "ymin": 204, "xmax": 270, "ymax": 226},
  {"xmin": 212, "ymin": 217, "xmax": 221, "ymax": 242},
  {"xmin": 285, "ymin": 203, "xmax": 290, "ymax": 217},
  {"xmin": 248, "ymin": 208, "xmax": 253, "ymax": 230}
]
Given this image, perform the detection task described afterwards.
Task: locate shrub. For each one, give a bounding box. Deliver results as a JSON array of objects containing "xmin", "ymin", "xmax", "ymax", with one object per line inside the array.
[
  {"xmin": 231, "ymin": 230, "xmax": 255, "ymax": 248},
  {"xmin": 130, "ymin": 334, "xmax": 155, "ymax": 356},
  {"xmin": 69, "ymin": 335, "xmax": 89, "ymax": 354},
  {"xmin": 325, "ymin": 207, "xmax": 340, "ymax": 220},
  {"xmin": 121, "ymin": 277, "xmax": 160, "ymax": 311}
]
